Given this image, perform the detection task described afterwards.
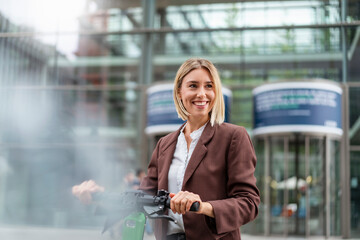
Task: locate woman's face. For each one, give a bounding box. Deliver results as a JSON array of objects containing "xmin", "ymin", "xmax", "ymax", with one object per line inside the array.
[{"xmin": 179, "ymin": 68, "xmax": 215, "ymax": 122}]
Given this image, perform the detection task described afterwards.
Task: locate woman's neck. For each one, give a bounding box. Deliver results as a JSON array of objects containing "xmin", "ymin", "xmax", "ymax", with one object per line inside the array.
[{"xmin": 185, "ymin": 117, "xmax": 209, "ymax": 134}]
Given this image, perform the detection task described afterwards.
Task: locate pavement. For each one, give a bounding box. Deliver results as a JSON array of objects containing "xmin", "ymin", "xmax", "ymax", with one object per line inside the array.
[
  {"xmin": 143, "ymin": 233, "xmax": 349, "ymax": 240},
  {"xmin": 0, "ymin": 225, "xmax": 356, "ymax": 240},
  {"xmin": 143, "ymin": 232, "xmax": 356, "ymax": 240}
]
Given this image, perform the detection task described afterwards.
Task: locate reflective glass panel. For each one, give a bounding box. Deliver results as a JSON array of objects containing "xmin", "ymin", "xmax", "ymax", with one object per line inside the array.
[
  {"xmin": 350, "ymin": 87, "xmax": 360, "ymax": 145},
  {"xmin": 330, "ymin": 139, "xmax": 341, "ymax": 236},
  {"xmin": 309, "ymin": 137, "xmax": 325, "ymax": 236},
  {"xmin": 231, "ymin": 88, "xmax": 253, "ymax": 129},
  {"xmin": 351, "ymin": 151, "xmax": 360, "ymax": 238},
  {"xmin": 243, "ymin": 138, "xmax": 265, "ymax": 234},
  {"xmin": 287, "ymin": 135, "xmax": 306, "ymax": 235},
  {"xmin": 269, "ymin": 137, "xmax": 285, "ymax": 235},
  {"xmin": 0, "ymin": 89, "xmax": 140, "ymax": 144}
]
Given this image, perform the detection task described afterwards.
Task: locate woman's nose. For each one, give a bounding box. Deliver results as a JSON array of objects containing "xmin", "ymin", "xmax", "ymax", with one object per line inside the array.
[{"xmin": 197, "ymin": 87, "xmax": 206, "ymax": 98}]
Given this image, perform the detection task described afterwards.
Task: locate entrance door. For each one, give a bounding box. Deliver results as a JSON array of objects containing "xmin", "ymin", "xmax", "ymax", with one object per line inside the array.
[
  {"xmin": 307, "ymin": 137, "xmax": 326, "ymax": 236},
  {"xmin": 264, "ymin": 134, "xmax": 341, "ymax": 237},
  {"xmin": 286, "ymin": 135, "xmax": 306, "ymax": 235},
  {"xmin": 268, "ymin": 135, "xmax": 306, "ymax": 236}
]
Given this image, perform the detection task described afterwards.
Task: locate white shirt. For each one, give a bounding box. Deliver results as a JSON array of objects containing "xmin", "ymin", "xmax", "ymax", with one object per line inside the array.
[{"xmin": 167, "ymin": 122, "xmax": 207, "ymax": 235}]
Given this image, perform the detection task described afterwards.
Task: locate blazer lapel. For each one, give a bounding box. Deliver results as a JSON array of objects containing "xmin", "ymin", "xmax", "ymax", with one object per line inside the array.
[{"xmin": 182, "ymin": 123, "xmax": 215, "ymax": 189}]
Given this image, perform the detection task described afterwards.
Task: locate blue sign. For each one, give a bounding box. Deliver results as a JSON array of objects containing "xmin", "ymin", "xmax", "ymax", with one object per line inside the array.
[
  {"xmin": 146, "ymin": 84, "xmax": 232, "ymax": 135},
  {"xmin": 253, "ymin": 81, "xmax": 343, "ymax": 136}
]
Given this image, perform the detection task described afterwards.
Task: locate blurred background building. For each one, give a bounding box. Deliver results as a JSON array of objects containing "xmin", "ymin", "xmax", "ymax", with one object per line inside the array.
[{"xmin": 0, "ymin": 0, "xmax": 360, "ymax": 239}]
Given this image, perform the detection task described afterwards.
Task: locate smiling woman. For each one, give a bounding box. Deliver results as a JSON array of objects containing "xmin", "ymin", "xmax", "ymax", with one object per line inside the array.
[{"xmin": 140, "ymin": 58, "xmax": 260, "ymax": 240}]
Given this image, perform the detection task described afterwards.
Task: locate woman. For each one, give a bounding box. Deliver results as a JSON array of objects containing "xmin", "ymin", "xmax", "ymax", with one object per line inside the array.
[
  {"xmin": 140, "ymin": 58, "xmax": 260, "ymax": 240},
  {"xmin": 73, "ymin": 58, "xmax": 260, "ymax": 240}
]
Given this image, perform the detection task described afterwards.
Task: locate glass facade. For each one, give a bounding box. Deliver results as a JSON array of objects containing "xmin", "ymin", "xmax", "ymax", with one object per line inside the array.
[{"xmin": 0, "ymin": 0, "xmax": 360, "ymax": 239}]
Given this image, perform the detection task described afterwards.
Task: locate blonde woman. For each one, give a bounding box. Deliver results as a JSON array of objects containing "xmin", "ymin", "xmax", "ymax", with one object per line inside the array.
[{"xmin": 140, "ymin": 58, "xmax": 260, "ymax": 240}]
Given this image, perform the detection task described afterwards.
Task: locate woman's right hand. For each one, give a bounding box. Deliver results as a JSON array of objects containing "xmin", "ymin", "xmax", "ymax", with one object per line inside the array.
[{"xmin": 72, "ymin": 180, "xmax": 105, "ymax": 205}]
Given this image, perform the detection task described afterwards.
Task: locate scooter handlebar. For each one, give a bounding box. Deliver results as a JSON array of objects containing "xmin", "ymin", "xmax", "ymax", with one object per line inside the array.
[
  {"xmin": 165, "ymin": 198, "xmax": 200, "ymax": 212},
  {"xmin": 91, "ymin": 190, "xmax": 199, "ymax": 212}
]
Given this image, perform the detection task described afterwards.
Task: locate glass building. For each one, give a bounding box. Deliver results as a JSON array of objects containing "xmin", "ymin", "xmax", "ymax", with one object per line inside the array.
[{"xmin": 0, "ymin": 0, "xmax": 359, "ymax": 239}]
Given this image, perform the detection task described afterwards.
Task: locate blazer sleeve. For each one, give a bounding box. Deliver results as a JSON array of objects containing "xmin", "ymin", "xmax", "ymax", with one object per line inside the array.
[
  {"xmin": 206, "ymin": 126, "xmax": 260, "ymax": 235},
  {"xmin": 139, "ymin": 137, "xmax": 162, "ymax": 195}
]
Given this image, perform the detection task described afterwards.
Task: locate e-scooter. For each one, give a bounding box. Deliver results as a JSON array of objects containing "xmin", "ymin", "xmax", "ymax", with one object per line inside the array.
[{"xmin": 93, "ymin": 190, "xmax": 199, "ymax": 240}]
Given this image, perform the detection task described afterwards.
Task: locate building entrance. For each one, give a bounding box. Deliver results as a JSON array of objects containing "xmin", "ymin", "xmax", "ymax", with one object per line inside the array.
[
  {"xmin": 251, "ymin": 81, "xmax": 344, "ymax": 238},
  {"xmin": 256, "ymin": 134, "xmax": 341, "ymax": 237}
]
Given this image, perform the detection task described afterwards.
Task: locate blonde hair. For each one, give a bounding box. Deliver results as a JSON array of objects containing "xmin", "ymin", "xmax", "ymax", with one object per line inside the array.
[{"xmin": 173, "ymin": 58, "xmax": 225, "ymax": 126}]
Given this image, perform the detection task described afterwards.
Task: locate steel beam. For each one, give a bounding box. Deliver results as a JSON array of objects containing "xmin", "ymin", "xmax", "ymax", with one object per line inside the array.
[{"xmin": 341, "ymin": 0, "xmax": 351, "ymax": 238}]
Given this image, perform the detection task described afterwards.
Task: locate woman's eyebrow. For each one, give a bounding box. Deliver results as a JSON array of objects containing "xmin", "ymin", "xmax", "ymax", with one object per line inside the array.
[
  {"xmin": 185, "ymin": 80, "xmax": 213, "ymax": 84},
  {"xmin": 186, "ymin": 80, "xmax": 199, "ymax": 84}
]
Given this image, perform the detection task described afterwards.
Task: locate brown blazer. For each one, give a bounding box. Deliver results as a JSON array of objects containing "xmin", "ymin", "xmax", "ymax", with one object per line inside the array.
[{"xmin": 140, "ymin": 122, "xmax": 260, "ymax": 240}]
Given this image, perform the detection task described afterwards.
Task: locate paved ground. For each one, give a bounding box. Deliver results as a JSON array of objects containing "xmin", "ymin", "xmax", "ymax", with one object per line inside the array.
[
  {"xmin": 0, "ymin": 226, "xmax": 356, "ymax": 240},
  {"xmin": 144, "ymin": 233, "xmax": 349, "ymax": 240}
]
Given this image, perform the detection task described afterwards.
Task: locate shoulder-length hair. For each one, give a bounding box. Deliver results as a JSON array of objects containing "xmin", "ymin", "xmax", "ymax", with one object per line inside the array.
[{"xmin": 173, "ymin": 58, "xmax": 225, "ymax": 126}]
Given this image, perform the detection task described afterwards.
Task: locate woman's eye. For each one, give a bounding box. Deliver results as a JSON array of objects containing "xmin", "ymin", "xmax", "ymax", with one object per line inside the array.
[
  {"xmin": 206, "ymin": 84, "xmax": 213, "ymax": 88},
  {"xmin": 189, "ymin": 84, "xmax": 197, "ymax": 88}
]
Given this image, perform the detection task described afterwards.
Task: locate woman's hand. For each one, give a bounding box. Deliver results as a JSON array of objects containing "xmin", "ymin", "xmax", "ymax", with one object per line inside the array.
[
  {"xmin": 170, "ymin": 191, "xmax": 214, "ymax": 218},
  {"xmin": 72, "ymin": 180, "xmax": 105, "ymax": 205}
]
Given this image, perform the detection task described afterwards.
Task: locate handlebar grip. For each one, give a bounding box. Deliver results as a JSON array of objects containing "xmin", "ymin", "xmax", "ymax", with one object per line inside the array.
[
  {"xmin": 166, "ymin": 198, "xmax": 200, "ymax": 212},
  {"xmin": 190, "ymin": 201, "xmax": 200, "ymax": 212}
]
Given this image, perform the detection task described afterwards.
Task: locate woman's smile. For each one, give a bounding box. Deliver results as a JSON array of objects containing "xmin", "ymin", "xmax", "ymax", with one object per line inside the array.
[{"xmin": 193, "ymin": 101, "xmax": 208, "ymax": 107}]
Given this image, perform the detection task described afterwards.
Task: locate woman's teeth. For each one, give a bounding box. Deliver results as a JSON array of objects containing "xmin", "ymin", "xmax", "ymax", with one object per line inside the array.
[{"xmin": 194, "ymin": 102, "xmax": 206, "ymax": 106}]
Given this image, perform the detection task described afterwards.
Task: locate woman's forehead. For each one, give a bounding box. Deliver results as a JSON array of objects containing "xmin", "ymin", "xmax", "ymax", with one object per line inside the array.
[{"xmin": 183, "ymin": 69, "xmax": 212, "ymax": 80}]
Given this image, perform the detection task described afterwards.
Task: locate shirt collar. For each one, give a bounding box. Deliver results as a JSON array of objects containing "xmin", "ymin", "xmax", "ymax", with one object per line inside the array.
[{"xmin": 180, "ymin": 122, "xmax": 208, "ymax": 140}]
